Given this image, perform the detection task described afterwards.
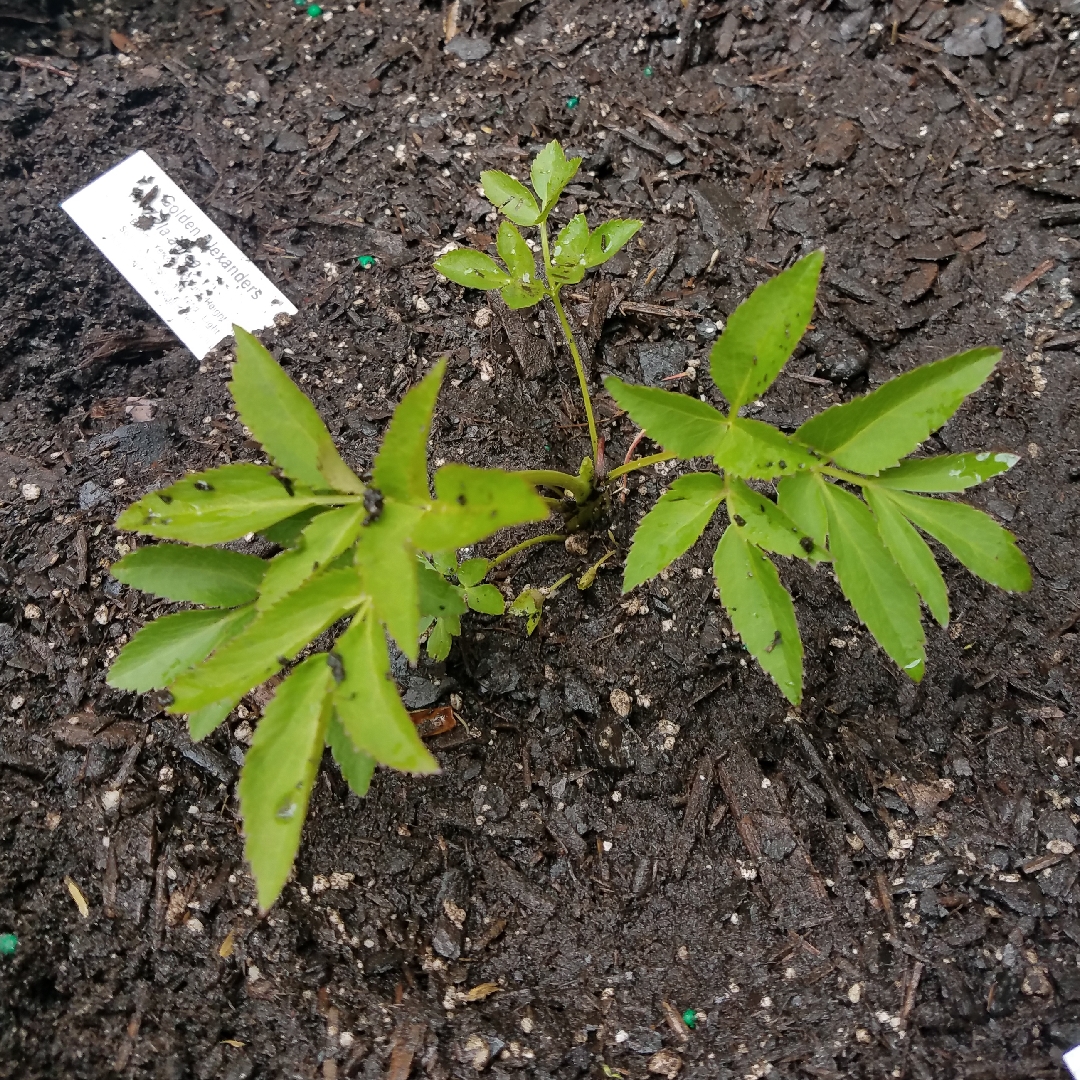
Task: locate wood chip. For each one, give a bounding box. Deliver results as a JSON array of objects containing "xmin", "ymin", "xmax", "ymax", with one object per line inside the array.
[
  {"xmin": 1005, "ymin": 258, "xmax": 1055, "ymax": 300},
  {"xmin": 218, "ymin": 929, "xmax": 237, "ymax": 958},
  {"xmin": 463, "ymin": 982, "xmax": 501, "ymax": 1001},
  {"xmin": 65, "ymin": 876, "xmax": 90, "ymax": 918},
  {"xmin": 410, "ymin": 705, "xmax": 457, "ymax": 738}
]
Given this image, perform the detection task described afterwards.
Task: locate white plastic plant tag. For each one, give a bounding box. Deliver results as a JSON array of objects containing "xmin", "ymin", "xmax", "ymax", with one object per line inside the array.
[
  {"xmin": 62, "ymin": 150, "xmax": 296, "ymax": 359},
  {"xmin": 1065, "ymin": 1046, "xmax": 1080, "ymax": 1080}
]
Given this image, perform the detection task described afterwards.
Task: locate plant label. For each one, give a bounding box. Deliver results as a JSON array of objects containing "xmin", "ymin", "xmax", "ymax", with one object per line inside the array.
[{"xmin": 62, "ymin": 150, "xmax": 296, "ymax": 359}]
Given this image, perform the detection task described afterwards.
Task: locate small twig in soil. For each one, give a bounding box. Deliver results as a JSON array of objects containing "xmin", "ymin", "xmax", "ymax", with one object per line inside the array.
[
  {"xmin": 14, "ymin": 56, "xmax": 77, "ymax": 80},
  {"xmin": 1004, "ymin": 258, "xmax": 1055, "ymax": 301}
]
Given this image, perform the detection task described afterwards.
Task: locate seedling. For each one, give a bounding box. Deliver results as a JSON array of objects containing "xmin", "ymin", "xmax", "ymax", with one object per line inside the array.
[
  {"xmin": 107, "ymin": 327, "xmax": 548, "ymax": 908},
  {"xmin": 418, "ymin": 550, "xmax": 505, "ymax": 661},
  {"xmin": 606, "ymin": 250, "xmax": 1030, "ymax": 703},
  {"xmin": 509, "ymin": 573, "xmax": 572, "ymax": 636}
]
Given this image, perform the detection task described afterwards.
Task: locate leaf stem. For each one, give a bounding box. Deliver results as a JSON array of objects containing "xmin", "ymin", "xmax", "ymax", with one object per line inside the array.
[
  {"xmin": 517, "ymin": 469, "xmax": 592, "ymax": 501},
  {"xmin": 605, "ymin": 451, "xmax": 677, "ymax": 482},
  {"xmin": 818, "ymin": 464, "xmax": 868, "ymax": 486},
  {"xmin": 489, "ymin": 532, "xmax": 567, "ymax": 568}
]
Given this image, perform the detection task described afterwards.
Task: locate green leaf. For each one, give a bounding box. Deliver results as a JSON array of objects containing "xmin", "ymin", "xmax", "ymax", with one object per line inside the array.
[
  {"xmin": 623, "ymin": 472, "xmax": 725, "ymax": 591},
  {"xmin": 434, "ymin": 248, "xmax": 512, "ymax": 290},
  {"xmin": 260, "ymin": 506, "xmax": 329, "ymax": 549},
  {"xmin": 530, "ymin": 140, "xmax": 581, "ymax": 212},
  {"xmin": 117, "ymin": 465, "xmax": 329, "ymax": 545},
  {"xmin": 508, "ymin": 587, "xmax": 545, "ymax": 636},
  {"xmin": 111, "ymin": 544, "xmax": 266, "ymax": 607},
  {"xmin": 864, "ymin": 486, "xmax": 950, "ymax": 626},
  {"xmin": 465, "ymin": 583, "xmax": 505, "ymax": 615},
  {"xmin": 726, "ymin": 478, "xmax": 816, "ymax": 559},
  {"xmin": 875, "ymin": 451, "xmax": 1019, "ymax": 493},
  {"xmin": 326, "ymin": 713, "xmax": 376, "ymax": 798},
  {"xmin": 550, "ymin": 214, "xmax": 589, "ymax": 285},
  {"xmin": 712, "ymin": 526, "xmax": 803, "ymax": 705},
  {"xmin": 188, "ymin": 699, "xmax": 237, "ymax": 742},
  {"xmin": 497, "ymin": 220, "xmax": 538, "ymax": 282},
  {"xmin": 107, "ymin": 606, "xmax": 255, "ymax": 693},
  {"xmin": 239, "ymin": 654, "xmax": 333, "ymax": 911},
  {"xmin": 480, "ymin": 170, "xmax": 541, "ymax": 226},
  {"xmin": 584, "ymin": 220, "xmax": 642, "ymax": 268},
  {"xmin": 372, "ymin": 360, "xmax": 445, "ymax": 505},
  {"xmin": 710, "ymin": 250, "xmax": 823, "ymax": 411},
  {"xmin": 429, "ymin": 550, "xmax": 458, "ymax": 576},
  {"xmin": 332, "ymin": 610, "xmax": 439, "ymax": 774},
  {"xmin": 426, "ymin": 617, "xmax": 455, "ymax": 661},
  {"xmin": 500, "ymin": 279, "xmax": 546, "ymax": 309},
  {"xmin": 418, "ymin": 563, "xmax": 468, "ymax": 618},
  {"xmin": 714, "ymin": 417, "xmax": 820, "ymax": 480},
  {"xmin": 776, "ymin": 471, "xmax": 828, "ymax": 553},
  {"xmin": 414, "ymin": 465, "xmax": 549, "ymax": 551},
  {"xmin": 232, "ymin": 327, "xmax": 364, "ymax": 494},
  {"xmin": 457, "ymin": 557, "xmax": 491, "ymax": 588},
  {"xmin": 257, "ymin": 504, "xmax": 366, "ymax": 611},
  {"xmin": 355, "ymin": 499, "xmax": 425, "ymax": 661},
  {"xmin": 166, "ymin": 566, "xmax": 364, "ymax": 714},
  {"xmin": 871, "ymin": 488, "xmax": 1031, "ymax": 592},
  {"xmin": 796, "ymin": 347, "xmax": 1001, "ymax": 474},
  {"xmin": 603, "ymin": 377, "xmax": 728, "ymax": 458},
  {"xmin": 820, "ymin": 483, "xmax": 925, "ymax": 679}
]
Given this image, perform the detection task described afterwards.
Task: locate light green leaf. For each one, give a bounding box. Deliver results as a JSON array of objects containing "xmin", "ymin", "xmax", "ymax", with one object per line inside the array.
[
  {"xmin": 604, "ymin": 377, "xmax": 728, "ymax": 458},
  {"xmin": 372, "ymin": 360, "xmax": 445, "ymax": 505},
  {"xmin": 796, "ymin": 347, "xmax": 1001, "ymax": 474},
  {"xmin": 710, "ymin": 251, "xmax": 822, "ymax": 411},
  {"xmin": 117, "ymin": 465, "xmax": 329, "ymax": 545},
  {"xmin": 714, "ymin": 417, "xmax": 821, "ymax": 480},
  {"xmin": 497, "ymin": 220, "xmax": 538, "ymax": 282},
  {"xmin": 430, "ymin": 550, "xmax": 458, "ymax": 576},
  {"xmin": 726, "ymin": 478, "xmax": 816, "ymax": 559},
  {"xmin": 166, "ymin": 566, "xmax": 364, "ymax": 714},
  {"xmin": 776, "ymin": 471, "xmax": 829, "ymax": 553},
  {"xmin": 326, "ymin": 713, "xmax": 376, "ymax": 798},
  {"xmin": 355, "ymin": 499, "xmax": 425, "ymax": 661},
  {"xmin": 530, "ymin": 140, "xmax": 581, "ymax": 212},
  {"xmin": 232, "ymin": 327, "xmax": 363, "ymax": 494},
  {"xmin": 551, "ymin": 214, "xmax": 589, "ymax": 285},
  {"xmin": 480, "ymin": 170, "xmax": 541, "ymax": 226},
  {"xmin": 457, "ymin": 557, "xmax": 491, "ymax": 588},
  {"xmin": 418, "ymin": 562, "xmax": 468, "ymax": 618},
  {"xmin": 465, "ymin": 583, "xmax": 505, "ymax": 615},
  {"xmin": 713, "ymin": 526, "xmax": 803, "ymax": 705},
  {"xmin": 257, "ymin": 504, "xmax": 366, "ymax": 611},
  {"xmin": 871, "ymin": 488, "xmax": 1031, "ymax": 592},
  {"xmin": 107, "ymin": 606, "xmax": 255, "ymax": 693},
  {"xmin": 111, "ymin": 544, "xmax": 266, "ymax": 607},
  {"xmin": 414, "ymin": 465, "xmax": 549, "ymax": 551},
  {"xmin": 434, "ymin": 248, "xmax": 512, "ymax": 290},
  {"xmin": 623, "ymin": 472, "xmax": 725, "ymax": 591},
  {"xmin": 875, "ymin": 451, "xmax": 1019, "ymax": 493},
  {"xmin": 508, "ymin": 587, "xmax": 545, "ymax": 636},
  {"xmin": 426, "ymin": 617, "xmax": 456, "ymax": 661},
  {"xmin": 332, "ymin": 610, "xmax": 439, "ymax": 774},
  {"xmin": 864, "ymin": 486, "xmax": 949, "ymax": 626},
  {"xmin": 584, "ymin": 220, "xmax": 642, "ymax": 268},
  {"xmin": 239, "ymin": 654, "xmax": 333, "ymax": 911},
  {"xmin": 500, "ymin": 279, "xmax": 546, "ymax": 309},
  {"xmin": 188, "ymin": 699, "xmax": 237, "ymax": 742},
  {"xmin": 820, "ymin": 483, "xmax": 925, "ymax": 679}
]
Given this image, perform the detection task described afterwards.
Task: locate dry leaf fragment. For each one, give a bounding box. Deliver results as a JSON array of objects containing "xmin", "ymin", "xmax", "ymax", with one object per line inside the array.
[
  {"xmin": 110, "ymin": 29, "xmax": 133, "ymax": 53},
  {"xmin": 463, "ymin": 982, "xmax": 501, "ymax": 1001},
  {"xmin": 218, "ymin": 930, "xmax": 237, "ymax": 958},
  {"xmin": 443, "ymin": 0, "xmax": 459, "ymax": 42},
  {"xmin": 65, "ymin": 876, "xmax": 90, "ymax": 918}
]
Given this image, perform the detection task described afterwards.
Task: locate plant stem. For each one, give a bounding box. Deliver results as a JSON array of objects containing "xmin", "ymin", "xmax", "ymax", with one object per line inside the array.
[
  {"xmin": 517, "ymin": 469, "xmax": 592, "ymax": 501},
  {"xmin": 818, "ymin": 465, "xmax": 868, "ymax": 486},
  {"xmin": 605, "ymin": 451, "xmax": 677, "ymax": 482},
  {"xmin": 549, "ymin": 287, "xmax": 600, "ymax": 462},
  {"xmin": 490, "ymin": 532, "xmax": 566, "ymax": 568}
]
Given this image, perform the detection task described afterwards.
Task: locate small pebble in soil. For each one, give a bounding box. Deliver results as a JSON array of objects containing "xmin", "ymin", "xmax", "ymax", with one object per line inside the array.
[{"xmin": 0, "ymin": 934, "xmax": 17, "ymax": 956}]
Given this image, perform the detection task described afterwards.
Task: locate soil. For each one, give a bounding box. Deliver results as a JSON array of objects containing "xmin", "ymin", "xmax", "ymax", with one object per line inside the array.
[{"xmin": 3, "ymin": 0, "xmax": 1080, "ymax": 1077}]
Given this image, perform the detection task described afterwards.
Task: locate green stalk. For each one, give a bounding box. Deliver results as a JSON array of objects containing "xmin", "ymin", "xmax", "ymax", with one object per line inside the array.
[
  {"xmin": 517, "ymin": 469, "xmax": 592, "ymax": 501},
  {"xmin": 818, "ymin": 464, "xmax": 868, "ymax": 486},
  {"xmin": 605, "ymin": 451, "xmax": 677, "ymax": 483},
  {"xmin": 489, "ymin": 532, "xmax": 566, "ymax": 568}
]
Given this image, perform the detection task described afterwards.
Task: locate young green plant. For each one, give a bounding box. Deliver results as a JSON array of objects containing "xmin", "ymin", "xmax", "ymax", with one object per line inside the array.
[{"xmin": 107, "ymin": 327, "xmax": 548, "ymax": 909}]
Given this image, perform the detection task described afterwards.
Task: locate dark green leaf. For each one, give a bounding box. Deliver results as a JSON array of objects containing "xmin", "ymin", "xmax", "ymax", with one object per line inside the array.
[
  {"xmin": 550, "ymin": 214, "xmax": 589, "ymax": 285},
  {"xmin": 480, "ymin": 170, "xmax": 541, "ymax": 226},
  {"xmin": 530, "ymin": 140, "xmax": 581, "ymax": 212},
  {"xmin": 417, "ymin": 563, "xmax": 468, "ymax": 618},
  {"xmin": 500, "ymin": 279, "xmax": 546, "ymax": 309},
  {"xmin": 465, "ymin": 583, "xmax": 505, "ymax": 615},
  {"xmin": 107, "ymin": 606, "xmax": 255, "ymax": 693},
  {"xmin": 456, "ymin": 557, "xmax": 490, "ymax": 588},
  {"xmin": 603, "ymin": 377, "xmax": 728, "ymax": 458},
  {"xmin": 864, "ymin": 486, "xmax": 949, "ymax": 626},
  {"xmin": 239, "ymin": 654, "xmax": 333, "ymax": 911},
  {"xmin": 166, "ymin": 566, "xmax": 364, "ymax": 714},
  {"xmin": 231, "ymin": 327, "xmax": 364, "ymax": 494},
  {"xmin": 117, "ymin": 465, "xmax": 330, "ymax": 545},
  {"xmin": 497, "ymin": 220, "xmax": 538, "ymax": 282},
  {"xmin": 426, "ymin": 617, "xmax": 455, "ymax": 661},
  {"xmin": 260, "ymin": 506, "xmax": 329, "ymax": 549},
  {"xmin": 372, "ymin": 359, "xmax": 445, "ymax": 505},
  {"xmin": 710, "ymin": 251, "xmax": 822, "ymax": 411},
  {"xmin": 332, "ymin": 610, "xmax": 439, "ymax": 773},
  {"xmin": 584, "ymin": 220, "xmax": 642, "ymax": 268},
  {"xmin": 623, "ymin": 473, "xmax": 725, "ymax": 591},
  {"xmin": 414, "ymin": 465, "xmax": 549, "ymax": 551},
  {"xmin": 872, "ymin": 488, "xmax": 1031, "ymax": 592},
  {"xmin": 714, "ymin": 417, "xmax": 820, "ymax": 480},
  {"xmin": 435, "ymin": 248, "xmax": 512, "ymax": 290},
  {"xmin": 712, "ymin": 526, "xmax": 803, "ymax": 705},
  {"xmin": 111, "ymin": 544, "xmax": 266, "ymax": 607},
  {"xmin": 874, "ymin": 451, "xmax": 1019, "ymax": 493},
  {"xmin": 776, "ymin": 471, "xmax": 829, "ymax": 553},
  {"xmin": 820, "ymin": 483, "xmax": 925, "ymax": 679},
  {"xmin": 726, "ymin": 478, "xmax": 815, "ymax": 559},
  {"xmin": 796, "ymin": 347, "xmax": 1001, "ymax": 474},
  {"xmin": 326, "ymin": 712, "xmax": 376, "ymax": 798}
]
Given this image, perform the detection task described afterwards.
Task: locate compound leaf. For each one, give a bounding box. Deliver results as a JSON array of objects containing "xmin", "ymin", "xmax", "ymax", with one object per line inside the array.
[
  {"xmin": 426, "ymin": 617, "xmax": 455, "ymax": 661},
  {"xmin": 584, "ymin": 220, "xmax": 642, "ymax": 268},
  {"xmin": 531, "ymin": 140, "xmax": 581, "ymax": 212},
  {"xmin": 464, "ymin": 583, "xmax": 505, "ymax": 615},
  {"xmin": 875, "ymin": 451, "xmax": 1019, "ymax": 493},
  {"xmin": 497, "ymin": 220, "xmax": 538, "ymax": 282},
  {"xmin": 434, "ymin": 248, "xmax": 511, "ymax": 290},
  {"xmin": 796, "ymin": 347, "xmax": 1001, "ymax": 474},
  {"xmin": 326, "ymin": 713, "xmax": 376, "ymax": 798},
  {"xmin": 726, "ymin": 477, "xmax": 816, "ymax": 559},
  {"xmin": 456, "ymin": 557, "xmax": 491, "ymax": 588},
  {"xmin": 714, "ymin": 417, "xmax": 820, "ymax": 480},
  {"xmin": 776, "ymin": 471, "xmax": 829, "ymax": 553},
  {"xmin": 418, "ymin": 562, "xmax": 468, "ymax": 618},
  {"xmin": 239, "ymin": 654, "xmax": 333, "ymax": 911},
  {"xmin": 551, "ymin": 214, "xmax": 589, "ymax": 285},
  {"xmin": 713, "ymin": 526, "xmax": 803, "ymax": 705},
  {"xmin": 604, "ymin": 377, "xmax": 728, "ymax": 458},
  {"xmin": 623, "ymin": 472, "xmax": 725, "ymax": 591},
  {"xmin": 232, "ymin": 327, "xmax": 364, "ymax": 494},
  {"xmin": 111, "ymin": 544, "xmax": 266, "ymax": 607},
  {"xmin": 480, "ymin": 170, "xmax": 541, "ymax": 226},
  {"xmin": 710, "ymin": 250, "xmax": 823, "ymax": 411},
  {"xmin": 820, "ymin": 483, "xmax": 925, "ymax": 680},
  {"xmin": 372, "ymin": 360, "xmax": 445, "ymax": 505}
]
